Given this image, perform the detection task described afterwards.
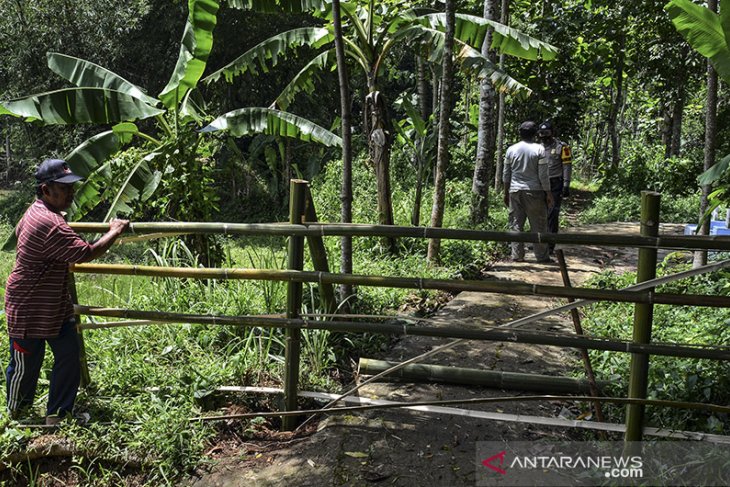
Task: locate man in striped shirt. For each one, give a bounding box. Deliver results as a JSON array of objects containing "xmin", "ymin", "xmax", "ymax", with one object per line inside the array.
[{"xmin": 5, "ymin": 159, "xmax": 128, "ymax": 425}]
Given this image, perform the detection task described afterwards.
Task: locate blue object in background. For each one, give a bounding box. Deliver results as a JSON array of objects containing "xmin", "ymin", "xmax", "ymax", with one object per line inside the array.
[{"xmin": 684, "ymin": 221, "xmax": 730, "ymax": 235}]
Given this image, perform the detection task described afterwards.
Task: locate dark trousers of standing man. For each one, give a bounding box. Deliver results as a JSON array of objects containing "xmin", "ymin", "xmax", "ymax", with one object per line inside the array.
[
  {"xmin": 6, "ymin": 318, "xmax": 80, "ymax": 417},
  {"xmin": 547, "ymin": 177, "xmax": 564, "ymax": 252}
]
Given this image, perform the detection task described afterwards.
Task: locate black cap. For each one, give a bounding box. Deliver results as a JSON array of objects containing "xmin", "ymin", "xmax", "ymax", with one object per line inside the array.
[
  {"xmin": 538, "ymin": 121, "xmax": 553, "ymax": 134},
  {"xmin": 35, "ymin": 159, "xmax": 83, "ymax": 184},
  {"xmin": 519, "ymin": 121, "xmax": 537, "ymax": 138}
]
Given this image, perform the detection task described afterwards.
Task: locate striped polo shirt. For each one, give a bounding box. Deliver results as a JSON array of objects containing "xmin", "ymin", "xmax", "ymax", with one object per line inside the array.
[{"xmin": 4, "ymin": 199, "xmax": 92, "ymax": 338}]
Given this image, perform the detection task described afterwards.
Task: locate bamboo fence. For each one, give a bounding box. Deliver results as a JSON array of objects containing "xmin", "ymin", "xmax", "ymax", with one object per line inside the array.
[
  {"xmin": 67, "ymin": 182, "xmax": 730, "ymax": 441},
  {"xmin": 69, "ymin": 221, "xmax": 730, "ymax": 251}
]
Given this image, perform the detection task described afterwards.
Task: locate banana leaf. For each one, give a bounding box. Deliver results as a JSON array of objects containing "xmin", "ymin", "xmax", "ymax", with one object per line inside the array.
[
  {"xmin": 200, "ymin": 107, "xmax": 342, "ymax": 147},
  {"xmin": 159, "ymin": 0, "xmax": 220, "ymax": 109},
  {"xmin": 420, "ymin": 13, "xmax": 558, "ymax": 61},
  {"xmin": 65, "ymin": 123, "xmax": 141, "ymax": 221},
  {"xmin": 0, "ymin": 88, "xmax": 164, "ymax": 124},
  {"xmin": 203, "ymin": 27, "xmax": 333, "ymax": 84},
  {"xmin": 405, "ymin": 25, "xmax": 530, "ymax": 96},
  {"xmin": 46, "ymin": 53, "xmax": 160, "ymax": 107},
  {"xmin": 698, "ymin": 153, "xmax": 730, "ymax": 186},
  {"xmin": 227, "ymin": 0, "xmax": 327, "ymax": 13},
  {"xmin": 104, "ymin": 152, "xmax": 162, "ymax": 220},
  {"xmin": 666, "ymin": 0, "xmax": 730, "ymax": 83}
]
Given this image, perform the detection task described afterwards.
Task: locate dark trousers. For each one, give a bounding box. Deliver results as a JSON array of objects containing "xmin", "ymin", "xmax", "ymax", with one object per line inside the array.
[
  {"xmin": 548, "ymin": 177, "xmax": 564, "ymax": 251},
  {"xmin": 6, "ymin": 319, "xmax": 80, "ymax": 417}
]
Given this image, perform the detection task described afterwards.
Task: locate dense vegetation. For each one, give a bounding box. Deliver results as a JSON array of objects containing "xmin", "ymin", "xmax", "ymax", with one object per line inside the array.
[{"xmin": 1, "ymin": 0, "xmax": 730, "ymax": 484}]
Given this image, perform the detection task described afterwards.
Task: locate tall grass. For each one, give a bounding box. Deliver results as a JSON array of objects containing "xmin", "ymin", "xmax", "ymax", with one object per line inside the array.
[{"xmin": 0, "ymin": 151, "xmax": 511, "ymax": 483}]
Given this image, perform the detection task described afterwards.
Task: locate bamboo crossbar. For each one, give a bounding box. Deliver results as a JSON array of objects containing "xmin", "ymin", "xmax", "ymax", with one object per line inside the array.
[
  {"xmin": 68, "ymin": 221, "xmax": 730, "ymax": 251},
  {"xmin": 73, "ymin": 306, "xmax": 730, "ymax": 361},
  {"xmin": 70, "ymin": 263, "xmax": 730, "ymax": 308}
]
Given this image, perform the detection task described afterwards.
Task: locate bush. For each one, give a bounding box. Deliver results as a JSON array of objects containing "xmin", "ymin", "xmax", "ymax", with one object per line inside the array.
[
  {"xmin": 601, "ymin": 143, "xmax": 703, "ymax": 197},
  {"xmin": 582, "ymin": 261, "xmax": 730, "ymax": 434}
]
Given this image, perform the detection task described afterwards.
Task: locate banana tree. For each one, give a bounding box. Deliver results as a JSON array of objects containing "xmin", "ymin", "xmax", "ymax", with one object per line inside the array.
[
  {"xmin": 206, "ymin": 0, "xmax": 556, "ymax": 235},
  {"xmin": 393, "ymin": 94, "xmax": 436, "ymax": 227},
  {"xmin": 1, "ymin": 0, "xmax": 341, "ymax": 256},
  {"xmin": 666, "ymin": 0, "xmax": 730, "ymax": 220}
]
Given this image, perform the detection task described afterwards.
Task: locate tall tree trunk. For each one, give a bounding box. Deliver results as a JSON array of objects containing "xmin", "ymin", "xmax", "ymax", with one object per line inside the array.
[
  {"xmin": 494, "ymin": 0, "xmax": 509, "ymax": 192},
  {"xmin": 608, "ymin": 31, "xmax": 626, "ymax": 170},
  {"xmin": 471, "ymin": 0, "xmax": 498, "ymax": 224},
  {"xmin": 431, "ymin": 65, "xmax": 440, "ymax": 123},
  {"xmin": 412, "ymin": 56, "xmax": 431, "ymax": 227},
  {"xmin": 417, "ymin": 56, "xmax": 431, "ymax": 120},
  {"xmin": 427, "ymin": 0, "xmax": 455, "ymax": 263},
  {"xmin": 332, "ymin": 0, "xmax": 354, "ymax": 305},
  {"xmin": 668, "ymin": 47, "xmax": 689, "ymax": 158},
  {"xmin": 669, "ymin": 91, "xmax": 684, "ymax": 157},
  {"xmin": 695, "ymin": 0, "xmax": 719, "ymax": 268},
  {"xmin": 662, "ymin": 107, "xmax": 673, "ymax": 158}
]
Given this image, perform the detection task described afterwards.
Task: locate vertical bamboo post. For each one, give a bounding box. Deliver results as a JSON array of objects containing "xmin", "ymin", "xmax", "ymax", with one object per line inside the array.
[
  {"xmin": 68, "ymin": 273, "xmax": 91, "ymax": 387},
  {"xmin": 303, "ymin": 186, "xmax": 337, "ymax": 315},
  {"xmin": 282, "ymin": 179, "xmax": 307, "ymax": 431},
  {"xmin": 624, "ymin": 191, "xmax": 660, "ymax": 444}
]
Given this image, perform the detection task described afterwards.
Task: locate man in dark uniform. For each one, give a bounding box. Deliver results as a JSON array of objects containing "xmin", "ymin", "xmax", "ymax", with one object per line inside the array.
[{"xmin": 538, "ymin": 121, "xmax": 572, "ymax": 253}]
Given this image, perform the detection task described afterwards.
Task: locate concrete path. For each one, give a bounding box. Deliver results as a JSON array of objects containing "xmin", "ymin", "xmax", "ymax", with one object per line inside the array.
[{"xmin": 188, "ymin": 223, "xmax": 685, "ymax": 487}]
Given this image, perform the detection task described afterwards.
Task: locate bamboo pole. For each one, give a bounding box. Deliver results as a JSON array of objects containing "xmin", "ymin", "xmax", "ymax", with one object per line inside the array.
[
  {"xmin": 68, "ymin": 221, "xmax": 730, "ymax": 252},
  {"xmin": 68, "ymin": 274, "xmax": 91, "ymax": 387},
  {"xmin": 194, "ymin": 387, "xmax": 730, "ymax": 443},
  {"xmin": 303, "ymin": 186, "xmax": 337, "ymax": 314},
  {"xmin": 69, "ymin": 263, "xmax": 730, "ymax": 309},
  {"xmin": 556, "ymin": 249, "xmax": 606, "ymax": 427},
  {"xmin": 283, "ymin": 179, "xmax": 307, "ymax": 431},
  {"xmin": 625, "ymin": 191, "xmax": 660, "ymax": 444},
  {"xmin": 358, "ymin": 358, "xmax": 608, "ymax": 394},
  {"xmin": 205, "ymin": 387, "xmax": 730, "ymax": 418},
  {"xmin": 295, "ymin": 339, "xmax": 465, "ymax": 433},
  {"xmin": 73, "ymin": 306, "xmax": 730, "ymax": 361}
]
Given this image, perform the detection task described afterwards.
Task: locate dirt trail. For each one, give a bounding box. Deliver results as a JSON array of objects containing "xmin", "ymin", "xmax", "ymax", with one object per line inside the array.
[{"xmin": 187, "ymin": 220, "xmax": 684, "ymax": 487}]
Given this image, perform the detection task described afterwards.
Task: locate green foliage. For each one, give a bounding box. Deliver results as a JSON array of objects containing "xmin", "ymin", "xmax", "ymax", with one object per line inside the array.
[
  {"xmin": 582, "ymin": 262, "xmax": 730, "ymax": 433},
  {"xmin": 579, "ymin": 193, "xmax": 698, "ymax": 224},
  {"xmin": 601, "ymin": 144, "xmax": 703, "ymax": 197}
]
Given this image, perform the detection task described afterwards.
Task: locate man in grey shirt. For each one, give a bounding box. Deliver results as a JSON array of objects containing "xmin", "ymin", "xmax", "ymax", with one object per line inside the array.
[{"xmin": 503, "ymin": 121, "xmax": 554, "ymax": 262}]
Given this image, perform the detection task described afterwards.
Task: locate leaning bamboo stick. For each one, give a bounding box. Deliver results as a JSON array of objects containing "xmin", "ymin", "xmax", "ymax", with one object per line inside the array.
[
  {"xmin": 556, "ymin": 249, "xmax": 606, "ymax": 427},
  {"xmin": 68, "ymin": 221, "xmax": 730, "ymax": 252},
  {"xmin": 69, "ymin": 263, "xmax": 730, "ymax": 308},
  {"xmin": 73, "ymin": 306, "xmax": 730, "ymax": 360}
]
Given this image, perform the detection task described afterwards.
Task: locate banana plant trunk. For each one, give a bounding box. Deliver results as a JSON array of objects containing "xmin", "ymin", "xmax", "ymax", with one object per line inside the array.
[{"xmin": 365, "ymin": 85, "xmax": 397, "ymax": 253}]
